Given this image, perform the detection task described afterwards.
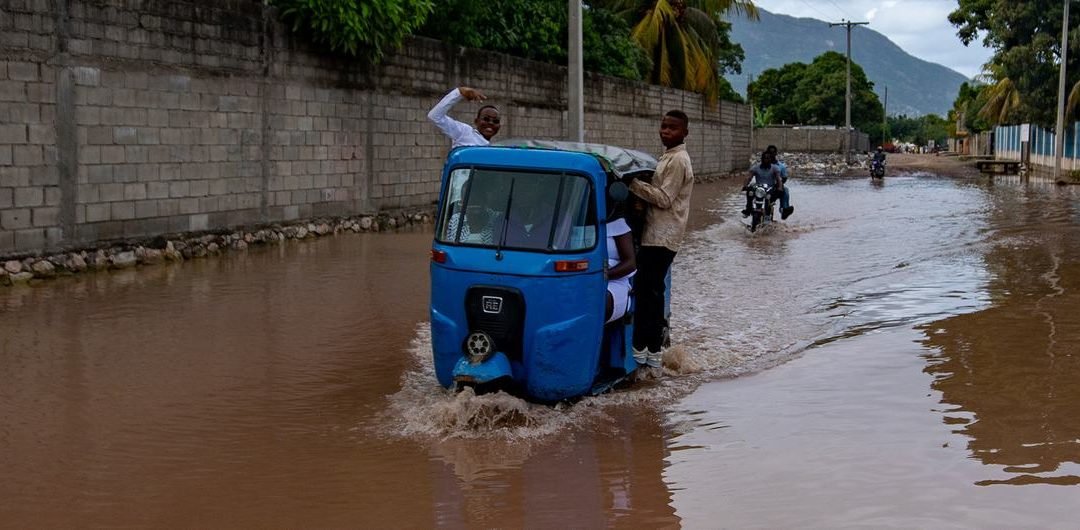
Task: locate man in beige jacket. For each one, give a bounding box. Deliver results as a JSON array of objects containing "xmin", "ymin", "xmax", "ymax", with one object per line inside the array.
[{"xmin": 628, "ymin": 110, "xmax": 694, "ymax": 369}]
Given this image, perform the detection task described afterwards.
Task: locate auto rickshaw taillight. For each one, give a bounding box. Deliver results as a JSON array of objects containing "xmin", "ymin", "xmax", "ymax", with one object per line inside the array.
[
  {"xmin": 554, "ymin": 260, "xmax": 589, "ymax": 272},
  {"xmin": 430, "ymin": 249, "xmax": 447, "ymax": 263}
]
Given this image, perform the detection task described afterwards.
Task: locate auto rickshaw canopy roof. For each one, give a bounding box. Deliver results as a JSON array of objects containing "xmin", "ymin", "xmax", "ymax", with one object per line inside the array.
[{"xmin": 491, "ymin": 139, "xmax": 657, "ymax": 180}]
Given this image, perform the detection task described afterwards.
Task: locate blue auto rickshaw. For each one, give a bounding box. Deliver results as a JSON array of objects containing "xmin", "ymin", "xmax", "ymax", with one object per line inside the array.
[{"xmin": 429, "ymin": 140, "xmax": 667, "ymax": 403}]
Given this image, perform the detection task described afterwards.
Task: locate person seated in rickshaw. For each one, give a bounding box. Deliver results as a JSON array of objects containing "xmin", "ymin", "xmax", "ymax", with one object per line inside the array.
[
  {"xmin": 605, "ymin": 208, "xmax": 637, "ymax": 323},
  {"xmin": 443, "ymin": 181, "xmax": 506, "ymax": 244}
]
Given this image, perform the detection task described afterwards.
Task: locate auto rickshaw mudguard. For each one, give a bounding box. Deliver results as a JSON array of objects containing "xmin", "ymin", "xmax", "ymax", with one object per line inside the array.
[{"xmin": 451, "ymin": 352, "xmax": 513, "ymax": 386}]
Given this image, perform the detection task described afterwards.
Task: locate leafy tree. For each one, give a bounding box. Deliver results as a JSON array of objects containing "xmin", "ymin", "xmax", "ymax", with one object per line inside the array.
[
  {"xmin": 949, "ymin": 81, "xmax": 991, "ymax": 134},
  {"xmin": 949, "ymin": 0, "xmax": 1079, "ymax": 126},
  {"xmin": 747, "ymin": 61, "xmax": 806, "ymax": 124},
  {"xmin": 268, "ymin": 0, "xmax": 434, "ymax": 61},
  {"xmin": 889, "ymin": 114, "xmax": 949, "ymax": 146},
  {"xmin": 583, "ymin": 7, "xmax": 654, "ymax": 80},
  {"xmin": 592, "ymin": 0, "xmax": 757, "ymax": 101},
  {"xmin": 748, "ymin": 52, "xmax": 883, "ymax": 133},
  {"xmin": 419, "ymin": 0, "xmax": 651, "ymax": 81}
]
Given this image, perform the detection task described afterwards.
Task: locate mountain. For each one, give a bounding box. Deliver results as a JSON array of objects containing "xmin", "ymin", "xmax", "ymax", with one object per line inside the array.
[{"xmin": 724, "ymin": 8, "xmax": 969, "ymax": 117}]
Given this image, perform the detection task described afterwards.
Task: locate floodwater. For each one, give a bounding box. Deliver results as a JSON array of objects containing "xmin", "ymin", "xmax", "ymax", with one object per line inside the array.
[{"xmin": 3, "ymin": 169, "xmax": 1080, "ymax": 527}]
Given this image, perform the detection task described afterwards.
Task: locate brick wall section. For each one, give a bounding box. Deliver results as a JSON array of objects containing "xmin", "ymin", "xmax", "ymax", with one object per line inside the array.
[{"xmin": 0, "ymin": 0, "xmax": 751, "ymax": 257}]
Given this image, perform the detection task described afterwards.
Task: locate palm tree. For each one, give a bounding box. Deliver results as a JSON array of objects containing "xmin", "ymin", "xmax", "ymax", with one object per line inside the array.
[
  {"xmin": 973, "ymin": 63, "xmax": 1021, "ymax": 125},
  {"xmin": 1068, "ymin": 80, "xmax": 1080, "ymax": 120},
  {"xmin": 592, "ymin": 0, "xmax": 758, "ymax": 101}
]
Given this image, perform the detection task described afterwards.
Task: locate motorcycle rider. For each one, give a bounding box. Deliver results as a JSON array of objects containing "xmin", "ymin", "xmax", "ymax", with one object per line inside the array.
[
  {"xmin": 871, "ymin": 146, "xmax": 886, "ymax": 172},
  {"xmin": 741, "ymin": 150, "xmax": 783, "ymax": 217},
  {"xmin": 765, "ymin": 145, "xmax": 794, "ymax": 219}
]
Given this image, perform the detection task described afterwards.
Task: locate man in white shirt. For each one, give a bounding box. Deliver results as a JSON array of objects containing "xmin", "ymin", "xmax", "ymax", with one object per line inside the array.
[{"xmin": 427, "ymin": 86, "xmax": 502, "ymax": 147}]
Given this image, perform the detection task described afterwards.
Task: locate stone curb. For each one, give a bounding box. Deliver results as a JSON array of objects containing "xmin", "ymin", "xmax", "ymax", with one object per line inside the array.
[{"xmin": 0, "ymin": 210, "xmax": 434, "ymax": 288}]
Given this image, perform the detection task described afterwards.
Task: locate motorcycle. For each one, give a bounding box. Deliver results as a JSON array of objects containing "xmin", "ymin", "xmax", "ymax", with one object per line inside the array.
[
  {"xmin": 870, "ymin": 159, "xmax": 886, "ymax": 179},
  {"xmin": 744, "ymin": 183, "xmax": 775, "ymax": 232}
]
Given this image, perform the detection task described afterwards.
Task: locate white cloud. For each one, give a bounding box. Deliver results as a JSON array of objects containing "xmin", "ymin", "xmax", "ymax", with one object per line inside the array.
[{"xmin": 750, "ymin": 0, "xmax": 994, "ymax": 78}]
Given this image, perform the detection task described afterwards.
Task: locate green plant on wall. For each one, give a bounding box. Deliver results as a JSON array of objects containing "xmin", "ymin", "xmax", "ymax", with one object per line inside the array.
[{"xmin": 267, "ymin": 0, "xmax": 434, "ymax": 61}]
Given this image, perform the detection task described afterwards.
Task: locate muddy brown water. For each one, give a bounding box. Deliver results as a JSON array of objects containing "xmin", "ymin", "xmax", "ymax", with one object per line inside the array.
[{"xmin": 3, "ymin": 170, "xmax": 1080, "ymax": 527}]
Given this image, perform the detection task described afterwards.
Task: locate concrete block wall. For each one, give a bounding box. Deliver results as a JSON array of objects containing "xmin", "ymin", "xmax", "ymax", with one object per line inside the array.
[
  {"xmin": 753, "ymin": 126, "xmax": 870, "ymax": 154},
  {"xmin": 0, "ymin": 0, "xmax": 751, "ymax": 257}
]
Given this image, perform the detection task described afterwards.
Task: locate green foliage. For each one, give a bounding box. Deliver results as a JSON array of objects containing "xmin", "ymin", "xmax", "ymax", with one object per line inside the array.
[
  {"xmin": 716, "ymin": 76, "xmax": 744, "ymax": 103},
  {"xmin": 948, "ymin": 81, "xmax": 991, "ymax": 136},
  {"xmin": 888, "ymin": 114, "xmax": 950, "ymax": 146},
  {"xmin": 590, "ymin": 0, "xmax": 755, "ymax": 102},
  {"xmin": 583, "ymin": 7, "xmax": 653, "ymax": 80},
  {"xmin": 949, "ymin": 0, "xmax": 1079, "ymax": 127},
  {"xmin": 749, "ymin": 52, "xmax": 884, "ymax": 132},
  {"xmin": 268, "ymin": 0, "xmax": 434, "ymax": 61},
  {"xmin": 418, "ymin": 0, "xmax": 650, "ymax": 81}
]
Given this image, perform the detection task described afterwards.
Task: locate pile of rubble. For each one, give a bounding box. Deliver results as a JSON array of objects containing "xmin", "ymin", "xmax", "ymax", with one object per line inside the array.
[
  {"xmin": 750, "ymin": 152, "xmax": 865, "ymax": 177},
  {"xmin": 0, "ymin": 210, "xmax": 433, "ymax": 286}
]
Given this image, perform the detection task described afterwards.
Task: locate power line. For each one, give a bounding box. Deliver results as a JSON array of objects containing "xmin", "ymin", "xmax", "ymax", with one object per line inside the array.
[
  {"xmin": 796, "ymin": 0, "xmax": 834, "ymax": 21},
  {"xmin": 824, "ymin": 0, "xmax": 855, "ymax": 20}
]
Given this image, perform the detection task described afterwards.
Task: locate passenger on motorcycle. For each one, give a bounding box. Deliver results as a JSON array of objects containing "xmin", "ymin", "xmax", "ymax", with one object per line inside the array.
[
  {"xmin": 766, "ymin": 145, "xmax": 794, "ymax": 219},
  {"xmin": 872, "ymin": 146, "xmax": 886, "ymax": 164},
  {"xmin": 742, "ymin": 150, "xmax": 784, "ymax": 217}
]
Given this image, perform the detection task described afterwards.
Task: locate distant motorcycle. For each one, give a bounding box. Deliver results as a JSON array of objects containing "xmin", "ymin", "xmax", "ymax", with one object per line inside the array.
[
  {"xmin": 870, "ymin": 159, "xmax": 886, "ymax": 178},
  {"xmin": 744, "ymin": 183, "xmax": 775, "ymax": 232}
]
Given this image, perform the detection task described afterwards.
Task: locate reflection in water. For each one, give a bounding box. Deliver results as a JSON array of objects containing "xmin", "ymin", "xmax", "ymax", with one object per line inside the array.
[
  {"xmin": 920, "ymin": 192, "xmax": 1080, "ymax": 486},
  {"xmin": 426, "ymin": 409, "xmax": 678, "ymax": 528}
]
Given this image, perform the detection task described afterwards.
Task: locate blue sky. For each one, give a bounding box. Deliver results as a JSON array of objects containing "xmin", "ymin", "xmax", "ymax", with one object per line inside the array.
[{"xmin": 750, "ymin": 0, "xmax": 995, "ymax": 78}]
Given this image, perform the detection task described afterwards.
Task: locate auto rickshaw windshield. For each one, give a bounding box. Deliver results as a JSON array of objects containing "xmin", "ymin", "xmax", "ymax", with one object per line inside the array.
[{"xmin": 436, "ymin": 168, "xmax": 597, "ymax": 251}]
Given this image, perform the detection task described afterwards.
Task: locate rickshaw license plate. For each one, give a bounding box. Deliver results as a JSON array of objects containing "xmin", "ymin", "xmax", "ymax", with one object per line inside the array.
[{"xmin": 482, "ymin": 296, "xmax": 503, "ymax": 314}]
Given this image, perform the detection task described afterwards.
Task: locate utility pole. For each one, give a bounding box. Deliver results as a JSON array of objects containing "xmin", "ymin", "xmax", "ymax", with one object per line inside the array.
[
  {"xmin": 1053, "ymin": 0, "xmax": 1070, "ymax": 179},
  {"xmin": 883, "ymin": 85, "xmax": 888, "ymax": 146},
  {"xmin": 568, "ymin": 0, "xmax": 584, "ymax": 142},
  {"xmin": 830, "ymin": 20, "xmax": 869, "ymax": 163}
]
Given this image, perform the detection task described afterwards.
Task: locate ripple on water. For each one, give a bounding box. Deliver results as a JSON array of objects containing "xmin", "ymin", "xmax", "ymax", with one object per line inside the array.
[{"xmin": 382, "ymin": 176, "xmax": 1008, "ymax": 440}]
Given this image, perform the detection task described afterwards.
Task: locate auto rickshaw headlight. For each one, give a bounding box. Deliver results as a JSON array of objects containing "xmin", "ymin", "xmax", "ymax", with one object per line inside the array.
[{"xmin": 465, "ymin": 331, "xmax": 496, "ymax": 363}]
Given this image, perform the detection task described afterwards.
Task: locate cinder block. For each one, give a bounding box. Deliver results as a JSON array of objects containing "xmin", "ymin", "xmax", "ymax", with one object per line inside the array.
[
  {"xmin": 188, "ymin": 180, "xmax": 209, "ymax": 197},
  {"xmin": 168, "ymin": 181, "xmax": 189, "ymax": 197},
  {"xmin": 13, "ymin": 145, "xmax": 42, "ymax": 166},
  {"xmin": 178, "ymin": 197, "xmax": 199, "ymax": 214},
  {"xmin": 14, "ymin": 187, "xmax": 43, "ymax": 207},
  {"xmin": 1, "ymin": 208, "xmax": 30, "ymax": 230},
  {"xmin": 114, "ymin": 126, "xmax": 138, "ymax": 144},
  {"xmin": 189, "ymin": 213, "xmax": 208, "ymax": 231},
  {"xmin": 0, "ymin": 124, "xmax": 27, "ymax": 144},
  {"xmin": 111, "ymin": 201, "xmax": 135, "ymax": 220},
  {"xmin": 72, "ymin": 67, "xmax": 100, "ymax": 87},
  {"xmin": 100, "ymin": 145, "xmax": 124, "ymax": 164},
  {"xmin": 85, "ymin": 203, "xmax": 110, "ymax": 223},
  {"xmin": 27, "ymin": 124, "xmax": 53, "ymax": 144},
  {"xmin": 135, "ymin": 200, "xmax": 157, "ymax": 218},
  {"xmin": 146, "ymin": 181, "xmax": 169, "ymax": 199},
  {"xmin": 99, "ymin": 182, "xmax": 123, "ymax": 201},
  {"xmin": 123, "ymin": 183, "xmax": 146, "ymax": 200},
  {"xmin": 32, "ymin": 206, "xmax": 59, "ymax": 227},
  {"xmin": 0, "ymin": 231, "xmax": 13, "ymax": 253},
  {"xmin": 14, "ymin": 228, "xmax": 45, "ymax": 252},
  {"xmin": 0, "ymin": 80, "xmax": 27, "ymax": 102}
]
